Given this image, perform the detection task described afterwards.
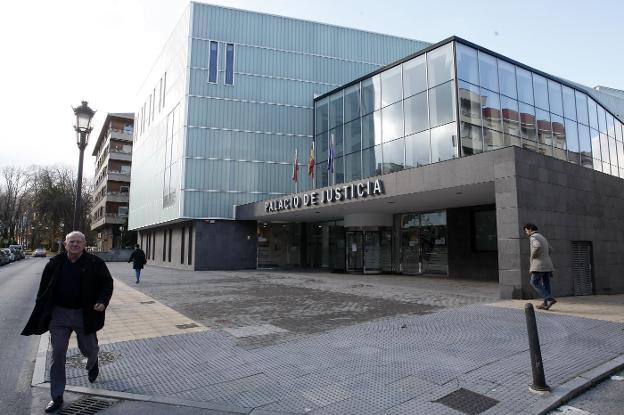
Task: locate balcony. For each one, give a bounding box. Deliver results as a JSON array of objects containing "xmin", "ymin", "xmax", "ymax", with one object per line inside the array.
[
  {"xmin": 107, "ymin": 168, "xmax": 131, "ymax": 181},
  {"xmin": 90, "ymin": 213, "xmax": 128, "ymax": 231},
  {"xmin": 109, "ymin": 147, "xmax": 132, "ymax": 162},
  {"xmin": 108, "ymin": 127, "xmax": 133, "ymax": 142}
]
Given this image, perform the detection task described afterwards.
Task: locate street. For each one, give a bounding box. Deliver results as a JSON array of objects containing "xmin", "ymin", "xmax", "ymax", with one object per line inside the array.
[{"xmin": 1, "ymin": 259, "xmax": 622, "ymax": 414}]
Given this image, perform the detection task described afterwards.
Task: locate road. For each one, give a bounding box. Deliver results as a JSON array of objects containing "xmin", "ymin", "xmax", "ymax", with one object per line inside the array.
[{"xmin": 0, "ymin": 257, "xmax": 57, "ymax": 414}]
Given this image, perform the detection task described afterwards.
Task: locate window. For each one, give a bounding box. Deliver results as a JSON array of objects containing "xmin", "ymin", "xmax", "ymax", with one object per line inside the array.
[
  {"xmin": 426, "ymin": 42, "xmax": 453, "ymax": 87},
  {"xmin": 181, "ymin": 227, "xmax": 186, "ymax": 264},
  {"xmin": 225, "ymin": 43, "xmax": 234, "ymax": 85},
  {"xmin": 478, "ymin": 52, "xmax": 498, "ymax": 92},
  {"xmin": 118, "ymin": 206, "xmax": 129, "ymax": 217},
  {"xmin": 456, "ymin": 43, "xmax": 479, "ymax": 85},
  {"xmin": 208, "ymin": 41, "xmax": 218, "ymax": 83},
  {"xmin": 168, "ymin": 229, "xmax": 172, "ymax": 262},
  {"xmin": 162, "ymin": 230, "xmax": 166, "ymax": 261},
  {"xmin": 344, "ymin": 85, "xmax": 360, "ymax": 123},
  {"xmin": 120, "ymin": 185, "xmax": 129, "ymax": 193},
  {"xmin": 188, "ymin": 227, "xmax": 193, "ymax": 265},
  {"xmin": 381, "ymin": 65, "xmax": 402, "ymax": 107},
  {"xmin": 428, "ymin": 81, "xmax": 454, "ymax": 128},
  {"xmin": 404, "ymin": 91, "xmax": 429, "ymax": 135},
  {"xmin": 403, "ymin": 54, "xmax": 427, "ymax": 98},
  {"xmin": 315, "ymin": 98, "xmax": 329, "ymax": 133},
  {"xmin": 152, "ymin": 232, "xmax": 156, "ymax": 260}
]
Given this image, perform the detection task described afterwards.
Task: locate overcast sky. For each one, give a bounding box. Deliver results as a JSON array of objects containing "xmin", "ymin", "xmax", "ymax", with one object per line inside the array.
[{"xmin": 1, "ymin": 0, "xmax": 622, "ymax": 178}]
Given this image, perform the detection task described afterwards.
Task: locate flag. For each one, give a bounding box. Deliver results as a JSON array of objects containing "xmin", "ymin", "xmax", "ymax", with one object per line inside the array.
[
  {"xmin": 308, "ymin": 141, "xmax": 315, "ymax": 177},
  {"xmin": 328, "ymin": 134, "xmax": 335, "ymax": 174},
  {"xmin": 291, "ymin": 148, "xmax": 298, "ymax": 182}
]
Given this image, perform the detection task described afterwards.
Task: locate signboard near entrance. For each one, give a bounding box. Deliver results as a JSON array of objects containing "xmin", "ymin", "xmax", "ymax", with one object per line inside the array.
[{"xmin": 265, "ymin": 179, "xmax": 384, "ymax": 213}]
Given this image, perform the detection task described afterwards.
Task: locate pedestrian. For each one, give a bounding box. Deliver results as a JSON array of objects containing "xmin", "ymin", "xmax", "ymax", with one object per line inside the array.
[
  {"xmin": 523, "ymin": 223, "xmax": 556, "ymax": 310},
  {"xmin": 128, "ymin": 244, "xmax": 147, "ymax": 283},
  {"xmin": 21, "ymin": 231, "xmax": 113, "ymax": 413}
]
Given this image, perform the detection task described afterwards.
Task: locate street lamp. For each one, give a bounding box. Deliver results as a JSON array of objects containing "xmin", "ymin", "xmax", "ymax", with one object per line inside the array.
[
  {"xmin": 72, "ymin": 101, "xmax": 95, "ymax": 231},
  {"xmin": 119, "ymin": 226, "xmax": 125, "ymax": 248}
]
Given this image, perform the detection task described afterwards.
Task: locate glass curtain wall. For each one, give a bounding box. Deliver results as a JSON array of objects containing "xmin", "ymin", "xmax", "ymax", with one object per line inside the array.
[
  {"xmin": 456, "ymin": 42, "xmax": 623, "ymax": 178},
  {"xmin": 314, "ymin": 42, "xmax": 457, "ymax": 187}
]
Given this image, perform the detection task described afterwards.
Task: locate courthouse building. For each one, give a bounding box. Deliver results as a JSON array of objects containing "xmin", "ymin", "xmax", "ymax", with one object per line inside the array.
[{"xmin": 130, "ymin": 2, "xmax": 624, "ymax": 299}]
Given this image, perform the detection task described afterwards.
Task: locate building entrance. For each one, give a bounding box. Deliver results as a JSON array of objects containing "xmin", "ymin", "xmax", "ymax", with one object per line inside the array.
[{"xmin": 346, "ymin": 229, "xmax": 392, "ymax": 273}]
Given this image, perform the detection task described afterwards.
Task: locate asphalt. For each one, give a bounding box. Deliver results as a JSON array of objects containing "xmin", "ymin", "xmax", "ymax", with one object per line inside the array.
[{"xmin": 32, "ymin": 264, "xmax": 624, "ymax": 414}]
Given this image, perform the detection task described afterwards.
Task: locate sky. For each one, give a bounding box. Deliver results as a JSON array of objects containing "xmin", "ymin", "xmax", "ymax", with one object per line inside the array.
[{"xmin": 0, "ymin": 0, "xmax": 622, "ymax": 178}]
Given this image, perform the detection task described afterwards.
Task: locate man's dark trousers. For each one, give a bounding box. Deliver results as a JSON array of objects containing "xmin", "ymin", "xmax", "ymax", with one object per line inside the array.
[{"xmin": 49, "ymin": 307, "xmax": 99, "ymax": 400}]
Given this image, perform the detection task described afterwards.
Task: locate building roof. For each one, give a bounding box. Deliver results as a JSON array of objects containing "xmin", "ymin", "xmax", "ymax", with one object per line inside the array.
[{"xmin": 92, "ymin": 113, "xmax": 135, "ymax": 156}]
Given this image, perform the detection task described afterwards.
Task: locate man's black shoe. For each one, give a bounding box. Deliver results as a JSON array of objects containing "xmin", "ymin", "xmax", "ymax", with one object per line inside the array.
[
  {"xmin": 544, "ymin": 298, "xmax": 557, "ymax": 310},
  {"xmin": 88, "ymin": 362, "xmax": 99, "ymax": 383},
  {"xmin": 45, "ymin": 398, "xmax": 63, "ymax": 413}
]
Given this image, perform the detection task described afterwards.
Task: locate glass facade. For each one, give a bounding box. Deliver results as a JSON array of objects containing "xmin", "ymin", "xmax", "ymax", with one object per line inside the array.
[
  {"xmin": 314, "ymin": 42, "xmax": 457, "ymax": 188},
  {"xmin": 314, "ymin": 40, "xmax": 624, "ymax": 187}
]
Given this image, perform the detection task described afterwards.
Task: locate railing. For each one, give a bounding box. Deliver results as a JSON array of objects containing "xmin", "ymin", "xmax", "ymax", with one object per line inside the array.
[
  {"xmin": 108, "ymin": 168, "xmax": 131, "ymax": 176},
  {"xmin": 110, "ymin": 147, "xmax": 132, "ymax": 154}
]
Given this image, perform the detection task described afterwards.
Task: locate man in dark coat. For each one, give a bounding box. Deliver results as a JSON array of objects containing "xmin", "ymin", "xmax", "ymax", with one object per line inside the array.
[
  {"xmin": 22, "ymin": 231, "xmax": 113, "ymax": 413},
  {"xmin": 128, "ymin": 244, "xmax": 147, "ymax": 283}
]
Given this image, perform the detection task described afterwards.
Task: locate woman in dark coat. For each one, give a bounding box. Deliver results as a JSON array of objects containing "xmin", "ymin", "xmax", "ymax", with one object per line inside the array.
[{"xmin": 128, "ymin": 244, "xmax": 147, "ymax": 283}]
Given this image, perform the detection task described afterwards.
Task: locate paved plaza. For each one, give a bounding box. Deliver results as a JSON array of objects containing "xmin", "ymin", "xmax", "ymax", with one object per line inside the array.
[{"xmin": 33, "ymin": 265, "xmax": 624, "ymax": 414}]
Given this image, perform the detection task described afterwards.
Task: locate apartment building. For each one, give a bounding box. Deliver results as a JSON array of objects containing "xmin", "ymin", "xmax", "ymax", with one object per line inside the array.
[{"xmin": 91, "ymin": 113, "xmax": 134, "ymax": 250}]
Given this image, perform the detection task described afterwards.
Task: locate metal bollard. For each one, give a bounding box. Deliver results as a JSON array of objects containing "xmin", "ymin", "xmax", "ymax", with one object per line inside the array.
[{"xmin": 524, "ymin": 303, "xmax": 551, "ymax": 392}]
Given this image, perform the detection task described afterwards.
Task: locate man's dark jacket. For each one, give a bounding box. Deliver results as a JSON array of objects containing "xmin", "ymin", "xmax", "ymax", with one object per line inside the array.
[
  {"xmin": 21, "ymin": 251, "xmax": 114, "ymax": 336},
  {"xmin": 128, "ymin": 248, "xmax": 147, "ymax": 269}
]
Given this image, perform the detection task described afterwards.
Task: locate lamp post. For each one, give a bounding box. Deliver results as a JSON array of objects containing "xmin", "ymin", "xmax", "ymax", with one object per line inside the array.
[
  {"xmin": 72, "ymin": 101, "xmax": 95, "ymax": 231},
  {"xmin": 119, "ymin": 226, "xmax": 125, "ymax": 248}
]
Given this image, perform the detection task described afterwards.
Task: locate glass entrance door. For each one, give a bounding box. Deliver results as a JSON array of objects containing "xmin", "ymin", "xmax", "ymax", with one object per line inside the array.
[
  {"xmin": 363, "ymin": 232, "xmax": 382, "ymax": 273},
  {"xmin": 346, "ymin": 232, "xmax": 363, "ymax": 272},
  {"xmin": 401, "ymin": 230, "xmax": 421, "ymax": 274}
]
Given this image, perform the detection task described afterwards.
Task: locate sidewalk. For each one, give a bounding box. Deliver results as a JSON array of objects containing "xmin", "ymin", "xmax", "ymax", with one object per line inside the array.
[{"xmin": 33, "ymin": 266, "xmax": 624, "ymax": 414}]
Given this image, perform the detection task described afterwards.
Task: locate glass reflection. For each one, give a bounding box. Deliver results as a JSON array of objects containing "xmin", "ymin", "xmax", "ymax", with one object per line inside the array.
[
  {"xmin": 344, "ymin": 119, "xmax": 361, "ymax": 154},
  {"xmin": 456, "ymin": 43, "xmax": 479, "ymax": 85},
  {"xmin": 564, "ymin": 119, "xmax": 580, "ymax": 164},
  {"xmin": 381, "ymin": 66, "xmax": 402, "ymax": 107},
  {"xmin": 316, "ymin": 132, "xmax": 328, "ymax": 163},
  {"xmin": 330, "ymin": 126, "xmax": 344, "ymax": 157},
  {"xmin": 329, "ymin": 92, "xmax": 343, "ymax": 130},
  {"xmin": 484, "ymin": 128, "xmax": 503, "ymax": 151},
  {"xmin": 600, "ymin": 133, "xmax": 609, "ymax": 164},
  {"xmin": 403, "ymin": 54, "xmax": 427, "ymax": 98},
  {"xmin": 430, "ymin": 122, "xmax": 457, "ymax": 162},
  {"xmin": 536, "ymin": 109, "xmax": 552, "ymax": 155},
  {"xmin": 382, "ymin": 138, "xmax": 405, "ymax": 173},
  {"xmin": 480, "ymin": 88, "xmax": 502, "ymax": 132},
  {"xmin": 458, "ymin": 81, "xmax": 482, "ymax": 126},
  {"xmin": 498, "ymin": 60, "xmax": 517, "ymax": 99},
  {"xmin": 345, "ymin": 152, "xmax": 362, "ymax": 182},
  {"xmin": 606, "ymin": 114, "xmax": 615, "ymax": 137},
  {"xmin": 519, "ymin": 102, "xmax": 536, "ymax": 143},
  {"xmin": 381, "ymin": 101, "xmax": 404, "ymax": 143},
  {"xmin": 517, "ymin": 67, "xmax": 534, "ymax": 105},
  {"xmin": 427, "ymin": 43, "xmax": 453, "ymax": 87},
  {"xmin": 609, "ymin": 137, "xmax": 618, "ymax": 171},
  {"xmin": 406, "ymin": 130, "xmax": 431, "ymax": 167},
  {"xmin": 617, "ymin": 141, "xmax": 624, "ymax": 176},
  {"xmin": 344, "ymin": 84, "xmax": 360, "ymax": 123},
  {"xmin": 316, "ymin": 162, "xmax": 328, "ymax": 187},
  {"xmin": 429, "ymin": 81, "xmax": 455, "ymax": 128},
  {"xmin": 551, "ymin": 114, "xmax": 566, "ymax": 160},
  {"xmin": 575, "ymin": 91, "xmax": 589, "ymax": 125},
  {"xmin": 460, "ymin": 122, "xmax": 483, "ymax": 155},
  {"xmin": 578, "ymin": 125, "xmax": 592, "ymax": 167},
  {"xmin": 334, "ymin": 156, "xmax": 344, "ymax": 184},
  {"xmin": 404, "ymin": 91, "xmax": 429, "ymax": 135},
  {"xmin": 361, "ymin": 75, "xmax": 381, "ymax": 115},
  {"xmin": 562, "ymin": 86, "xmax": 576, "ymax": 121},
  {"xmin": 590, "ymin": 128, "xmax": 601, "ymax": 163},
  {"xmin": 478, "ymin": 52, "xmax": 498, "ymax": 92},
  {"xmin": 362, "ymin": 145, "xmax": 383, "ymax": 178},
  {"xmin": 315, "ymin": 98, "xmax": 329, "ymax": 133},
  {"xmin": 588, "ymin": 98, "xmax": 598, "ymax": 130},
  {"xmin": 548, "ymin": 80, "xmax": 563, "ymax": 117},
  {"xmin": 501, "ymin": 96, "xmax": 520, "ymax": 138},
  {"xmin": 597, "ymin": 106, "xmax": 607, "ymax": 134},
  {"xmin": 361, "ymin": 111, "xmax": 381, "ymax": 149},
  {"xmin": 533, "ymin": 74, "xmax": 549, "ymax": 110}
]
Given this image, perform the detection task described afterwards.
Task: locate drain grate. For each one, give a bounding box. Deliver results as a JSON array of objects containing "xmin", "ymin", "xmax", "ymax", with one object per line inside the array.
[
  {"xmin": 176, "ymin": 323, "xmax": 199, "ymax": 330},
  {"xmin": 65, "ymin": 351, "xmax": 121, "ymax": 369},
  {"xmin": 140, "ymin": 300, "xmax": 155, "ymax": 304},
  {"xmin": 58, "ymin": 397, "xmax": 118, "ymax": 414},
  {"xmin": 435, "ymin": 388, "xmax": 499, "ymax": 415}
]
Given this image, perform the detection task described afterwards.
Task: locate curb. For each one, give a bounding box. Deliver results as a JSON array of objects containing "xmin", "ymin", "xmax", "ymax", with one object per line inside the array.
[
  {"xmin": 530, "ymin": 354, "xmax": 624, "ymax": 414},
  {"xmin": 31, "ymin": 333, "xmax": 249, "ymax": 414}
]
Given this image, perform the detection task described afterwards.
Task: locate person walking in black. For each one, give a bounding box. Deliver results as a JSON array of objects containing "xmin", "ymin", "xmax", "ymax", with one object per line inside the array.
[
  {"xmin": 21, "ymin": 231, "xmax": 113, "ymax": 413},
  {"xmin": 128, "ymin": 244, "xmax": 147, "ymax": 283}
]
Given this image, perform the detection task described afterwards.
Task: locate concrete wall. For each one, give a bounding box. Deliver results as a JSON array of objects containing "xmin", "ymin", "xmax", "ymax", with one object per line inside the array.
[
  {"xmin": 139, "ymin": 224, "xmax": 195, "ymax": 271},
  {"xmin": 194, "ymin": 220, "xmax": 257, "ymax": 270},
  {"xmin": 93, "ymin": 248, "xmax": 134, "ymax": 262},
  {"xmin": 496, "ymin": 146, "xmax": 624, "ymax": 299}
]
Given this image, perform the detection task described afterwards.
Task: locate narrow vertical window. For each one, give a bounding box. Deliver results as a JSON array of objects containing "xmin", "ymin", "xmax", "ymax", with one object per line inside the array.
[
  {"xmin": 162, "ymin": 72, "xmax": 167, "ymax": 108},
  {"xmin": 180, "ymin": 227, "xmax": 186, "ymax": 264},
  {"xmin": 225, "ymin": 43, "xmax": 235, "ymax": 85},
  {"xmin": 152, "ymin": 88, "xmax": 156, "ymax": 120},
  {"xmin": 148, "ymin": 95, "xmax": 152, "ymax": 126},
  {"xmin": 162, "ymin": 230, "xmax": 166, "ymax": 261},
  {"xmin": 208, "ymin": 41, "xmax": 218, "ymax": 83},
  {"xmin": 152, "ymin": 232, "xmax": 156, "ymax": 259},
  {"xmin": 158, "ymin": 77, "xmax": 163, "ymax": 112},
  {"xmin": 188, "ymin": 226, "xmax": 193, "ymax": 265},
  {"xmin": 168, "ymin": 229, "xmax": 172, "ymax": 262}
]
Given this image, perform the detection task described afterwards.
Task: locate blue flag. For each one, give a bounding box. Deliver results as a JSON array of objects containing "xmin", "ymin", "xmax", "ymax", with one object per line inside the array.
[{"xmin": 328, "ymin": 135, "xmax": 335, "ymax": 174}]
